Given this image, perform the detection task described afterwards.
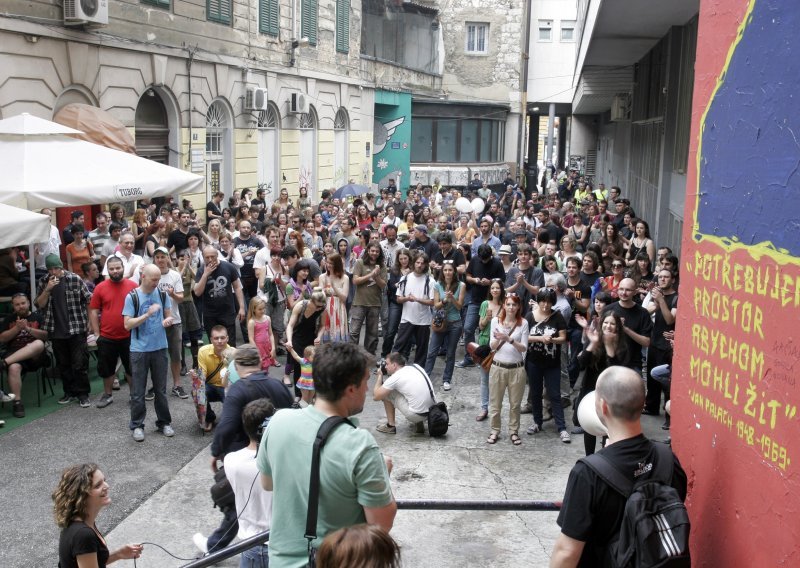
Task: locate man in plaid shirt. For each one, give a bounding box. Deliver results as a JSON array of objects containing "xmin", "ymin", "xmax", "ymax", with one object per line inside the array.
[{"xmin": 36, "ymin": 254, "xmax": 93, "ymax": 407}]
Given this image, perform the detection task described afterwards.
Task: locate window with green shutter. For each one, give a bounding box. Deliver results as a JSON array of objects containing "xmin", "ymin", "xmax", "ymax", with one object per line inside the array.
[
  {"xmin": 301, "ymin": 0, "xmax": 318, "ymax": 46},
  {"xmin": 336, "ymin": 0, "xmax": 349, "ymax": 53},
  {"xmin": 141, "ymin": 0, "xmax": 170, "ymax": 8},
  {"xmin": 260, "ymin": 0, "xmax": 280, "ymax": 36},
  {"xmin": 207, "ymin": 0, "xmax": 232, "ymax": 25}
]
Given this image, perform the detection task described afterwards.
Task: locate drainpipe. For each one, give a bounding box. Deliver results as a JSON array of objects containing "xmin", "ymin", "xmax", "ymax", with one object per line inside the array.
[
  {"xmin": 518, "ymin": 0, "xmax": 532, "ymax": 181},
  {"xmin": 186, "ymin": 46, "xmax": 197, "ymax": 170}
]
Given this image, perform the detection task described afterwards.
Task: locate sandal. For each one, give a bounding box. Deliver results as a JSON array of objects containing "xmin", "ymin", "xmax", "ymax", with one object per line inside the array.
[
  {"xmin": 486, "ymin": 432, "xmax": 499, "ymax": 444},
  {"xmin": 510, "ymin": 433, "xmax": 522, "ymax": 446}
]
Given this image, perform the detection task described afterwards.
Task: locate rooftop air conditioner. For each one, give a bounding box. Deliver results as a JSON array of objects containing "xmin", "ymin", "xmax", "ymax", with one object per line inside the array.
[
  {"xmin": 290, "ymin": 92, "xmax": 310, "ymax": 114},
  {"xmin": 64, "ymin": 0, "xmax": 109, "ymax": 25},
  {"xmin": 610, "ymin": 94, "xmax": 631, "ymax": 122},
  {"xmin": 244, "ymin": 87, "xmax": 269, "ymax": 112}
]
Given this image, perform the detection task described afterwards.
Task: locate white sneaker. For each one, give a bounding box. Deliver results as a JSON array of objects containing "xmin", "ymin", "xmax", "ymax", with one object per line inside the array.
[
  {"xmin": 160, "ymin": 425, "xmax": 175, "ymax": 437},
  {"xmin": 560, "ymin": 430, "xmax": 571, "ymax": 444},
  {"xmin": 132, "ymin": 427, "xmax": 145, "ymax": 442},
  {"xmin": 192, "ymin": 532, "xmax": 208, "ymax": 554},
  {"xmin": 1, "ymin": 391, "xmax": 15, "ymax": 403},
  {"xmin": 442, "ymin": 382, "xmax": 451, "ymax": 391}
]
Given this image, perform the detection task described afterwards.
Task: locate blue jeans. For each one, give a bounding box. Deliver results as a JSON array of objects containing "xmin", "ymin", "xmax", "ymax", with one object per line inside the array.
[
  {"xmin": 527, "ymin": 360, "xmax": 566, "ymax": 432},
  {"xmin": 566, "ymin": 327, "xmax": 584, "ymax": 388},
  {"xmin": 479, "ymin": 365, "xmax": 490, "ymax": 411},
  {"xmin": 208, "ymin": 506, "xmax": 238, "ymax": 553},
  {"xmin": 424, "ymin": 320, "xmax": 463, "ymax": 384},
  {"xmin": 459, "ymin": 303, "xmax": 481, "ymax": 364},
  {"xmin": 129, "ymin": 349, "xmax": 172, "ymax": 430},
  {"xmin": 240, "ymin": 543, "xmax": 269, "ymax": 567},
  {"xmin": 381, "ymin": 303, "xmax": 403, "ymax": 358}
]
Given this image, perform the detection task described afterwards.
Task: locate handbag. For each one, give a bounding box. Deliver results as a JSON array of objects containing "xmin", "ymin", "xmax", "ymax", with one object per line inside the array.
[
  {"xmin": 306, "ymin": 416, "xmax": 356, "ymax": 567},
  {"xmin": 431, "ymin": 308, "xmax": 448, "ymax": 333},
  {"xmin": 417, "ymin": 364, "xmax": 449, "ymax": 437}
]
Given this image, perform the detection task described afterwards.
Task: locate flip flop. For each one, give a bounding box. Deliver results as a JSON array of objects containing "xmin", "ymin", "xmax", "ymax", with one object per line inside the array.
[
  {"xmin": 486, "ymin": 432, "xmax": 499, "ymax": 444},
  {"xmin": 510, "ymin": 433, "xmax": 522, "ymax": 446}
]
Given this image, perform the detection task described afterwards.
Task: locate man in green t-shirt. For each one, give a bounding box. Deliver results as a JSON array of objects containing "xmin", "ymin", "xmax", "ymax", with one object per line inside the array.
[
  {"xmin": 257, "ymin": 342, "xmax": 396, "ymax": 568},
  {"xmin": 349, "ymin": 243, "xmax": 387, "ymax": 356}
]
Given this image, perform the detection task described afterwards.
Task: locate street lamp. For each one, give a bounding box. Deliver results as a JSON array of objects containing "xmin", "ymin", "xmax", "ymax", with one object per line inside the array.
[{"xmin": 289, "ymin": 37, "xmax": 310, "ymax": 67}]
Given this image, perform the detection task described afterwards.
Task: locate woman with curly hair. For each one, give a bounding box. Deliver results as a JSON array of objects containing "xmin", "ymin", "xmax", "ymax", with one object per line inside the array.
[
  {"xmin": 598, "ymin": 222, "xmax": 625, "ymax": 274},
  {"xmin": 54, "ymin": 463, "xmax": 143, "ymax": 567}
]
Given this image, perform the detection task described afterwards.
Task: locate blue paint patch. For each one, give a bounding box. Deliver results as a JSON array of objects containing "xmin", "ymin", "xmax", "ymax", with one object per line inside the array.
[{"xmin": 698, "ymin": 0, "xmax": 800, "ymax": 252}]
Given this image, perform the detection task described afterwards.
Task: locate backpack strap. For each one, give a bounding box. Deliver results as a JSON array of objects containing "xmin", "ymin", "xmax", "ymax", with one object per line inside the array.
[
  {"xmin": 305, "ymin": 416, "xmax": 356, "ymax": 545},
  {"xmin": 411, "ymin": 363, "xmax": 436, "ymax": 404},
  {"xmin": 580, "ymin": 451, "xmax": 634, "ymax": 497}
]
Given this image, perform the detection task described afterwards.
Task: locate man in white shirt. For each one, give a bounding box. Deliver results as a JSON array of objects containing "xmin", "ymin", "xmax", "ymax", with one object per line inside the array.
[
  {"xmin": 102, "ymin": 232, "xmax": 143, "ymax": 283},
  {"xmin": 391, "ymin": 253, "xmax": 435, "ymax": 367},
  {"xmin": 154, "ymin": 247, "xmax": 188, "ymax": 397},
  {"xmin": 373, "ymin": 353, "xmax": 435, "ymax": 435},
  {"xmin": 221, "ymin": 398, "xmax": 275, "ymax": 565}
]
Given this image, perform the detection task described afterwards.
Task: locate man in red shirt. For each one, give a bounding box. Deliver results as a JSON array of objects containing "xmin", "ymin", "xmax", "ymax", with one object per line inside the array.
[{"xmin": 88, "ymin": 256, "xmax": 137, "ymax": 408}]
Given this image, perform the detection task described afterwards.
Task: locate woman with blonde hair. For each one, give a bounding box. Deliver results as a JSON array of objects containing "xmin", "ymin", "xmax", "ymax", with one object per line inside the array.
[
  {"xmin": 54, "ymin": 463, "xmax": 143, "ymax": 567},
  {"xmin": 130, "ymin": 208, "xmax": 149, "ymax": 256}
]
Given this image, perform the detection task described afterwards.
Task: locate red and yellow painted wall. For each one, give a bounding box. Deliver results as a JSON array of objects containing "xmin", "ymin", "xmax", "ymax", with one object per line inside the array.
[{"xmin": 676, "ymin": 0, "xmax": 800, "ymax": 564}]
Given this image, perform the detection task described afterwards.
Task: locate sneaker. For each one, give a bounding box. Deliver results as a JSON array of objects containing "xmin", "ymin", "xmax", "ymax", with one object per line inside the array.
[
  {"xmin": 172, "ymin": 386, "xmax": 189, "ymax": 399},
  {"xmin": 526, "ymin": 423, "xmax": 542, "ymax": 435},
  {"xmin": 132, "ymin": 427, "xmax": 145, "ymax": 442},
  {"xmin": 570, "ymin": 426, "xmax": 585, "ymax": 435},
  {"xmin": 197, "ymin": 339, "xmax": 204, "ymax": 346},
  {"xmin": 184, "ymin": 341, "xmax": 191, "ymax": 348},
  {"xmin": 78, "ymin": 396, "xmax": 91, "ymax": 408},
  {"xmin": 96, "ymin": 393, "xmax": 114, "ymax": 408},
  {"xmin": 442, "ymin": 381, "xmax": 451, "ymax": 391},
  {"xmin": 560, "ymin": 430, "xmax": 572, "ymax": 444},
  {"xmin": 12, "ymin": 401, "xmax": 25, "ymax": 418},
  {"xmin": 112, "ymin": 378, "xmax": 121, "ymax": 391},
  {"xmin": 57, "ymin": 395, "xmax": 77, "ymax": 405},
  {"xmin": 520, "ymin": 402, "xmax": 533, "ymax": 414},
  {"xmin": 376, "ymin": 422, "xmax": 396, "ymax": 434},
  {"xmin": 160, "ymin": 424, "xmax": 175, "ymax": 437},
  {"xmin": 561, "ymin": 397, "xmax": 572, "ymax": 409},
  {"xmin": 192, "ymin": 533, "xmax": 208, "ymax": 554},
  {"xmin": 180, "ymin": 364, "xmax": 188, "ymax": 376},
  {"xmin": 145, "ymin": 389, "xmax": 155, "ymax": 401},
  {"xmin": 0, "ymin": 390, "xmax": 15, "ymax": 403},
  {"xmin": 414, "ymin": 421, "xmax": 425, "ymax": 434},
  {"xmin": 455, "ymin": 360, "xmax": 474, "ymax": 368}
]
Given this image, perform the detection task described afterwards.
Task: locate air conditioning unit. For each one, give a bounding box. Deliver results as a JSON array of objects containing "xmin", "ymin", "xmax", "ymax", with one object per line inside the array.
[
  {"xmin": 244, "ymin": 87, "xmax": 269, "ymax": 111},
  {"xmin": 610, "ymin": 93, "xmax": 631, "ymax": 122},
  {"xmin": 290, "ymin": 92, "xmax": 310, "ymax": 114},
  {"xmin": 64, "ymin": 0, "xmax": 109, "ymax": 25}
]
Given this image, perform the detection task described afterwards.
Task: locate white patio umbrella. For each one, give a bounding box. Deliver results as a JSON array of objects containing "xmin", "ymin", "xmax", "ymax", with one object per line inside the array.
[
  {"xmin": 0, "ymin": 203, "xmax": 53, "ymax": 300},
  {"xmin": 0, "ymin": 113, "xmax": 203, "ymax": 209}
]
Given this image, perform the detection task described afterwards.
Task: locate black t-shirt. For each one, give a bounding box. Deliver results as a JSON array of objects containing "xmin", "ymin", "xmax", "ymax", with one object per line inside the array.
[
  {"xmin": 651, "ymin": 292, "xmax": 677, "ymax": 350},
  {"xmin": 465, "ymin": 257, "xmax": 505, "ymax": 304},
  {"xmin": 1, "ymin": 311, "xmax": 44, "ymax": 352},
  {"xmin": 58, "ymin": 521, "xmax": 109, "ymax": 568},
  {"xmin": 557, "ymin": 435, "xmax": 687, "ymax": 567},
  {"xmin": 195, "ymin": 260, "xmax": 240, "ymax": 322},
  {"xmin": 505, "ymin": 265, "xmax": 545, "ymax": 315},
  {"xmin": 608, "ymin": 302, "xmax": 653, "ymax": 369},
  {"xmin": 206, "ymin": 200, "xmax": 222, "ymax": 218},
  {"xmin": 51, "ymin": 281, "xmax": 71, "ymax": 339},
  {"xmin": 167, "ymin": 228, "xmax": 189, "ymax": 252},
  {"xmin": 431, "ymin": 248, "xmax": 466, "ymax": 280},
  {"xmin": 580, "ymin": 270, "xmax": 602, "ymax": 288},
  {"xmin": 233, "ymin": 235, "xmax": 263, "ymax": 278},
  {"xmin": 525, "ymin": 311, "xmax": 567, "ymax": 368},
  {"xmin": 566, "ymin": 278, "xmax": 592, "ymax": 328}
]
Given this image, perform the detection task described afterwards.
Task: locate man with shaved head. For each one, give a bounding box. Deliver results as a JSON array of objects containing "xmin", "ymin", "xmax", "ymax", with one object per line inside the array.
[
  {"xmin": 123, "ymin": 264, "xmax": 176, "ymax": 441},
  {"xmin": 606, "ymin": 278, "xmax": 652, "ymax": 375},
  {"xmin": 550, "ymin": 366, "xmax": 687, "ymax": 567}
]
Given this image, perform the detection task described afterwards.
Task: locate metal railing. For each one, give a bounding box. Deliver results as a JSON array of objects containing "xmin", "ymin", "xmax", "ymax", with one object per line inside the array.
[{"xmin": 180, "ymin": 499, "xmax": 561, "ymax": 567}]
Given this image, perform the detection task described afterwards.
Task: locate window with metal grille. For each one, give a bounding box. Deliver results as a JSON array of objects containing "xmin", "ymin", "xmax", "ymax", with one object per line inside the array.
[
  {"xmin": 336, "ymin": 0, "xmax": 349, "ymax": 53},
  {"xmin": 301, "ymin": 0, "xmax": 318, "ymax": 46},
  {"xmin": 259, "ymin": 0, "xmax": 279, "ymax": 36},
  {"xmin": 465, "ymin": 23, "xmax": 488, "ymax": 54},
  {"xmin": 206, "ymin": 102, "xmax": 226, "ymax": 157},
  {"xmin": 207, "ymin": 0, "xmax": 231, "ymax": 24}
]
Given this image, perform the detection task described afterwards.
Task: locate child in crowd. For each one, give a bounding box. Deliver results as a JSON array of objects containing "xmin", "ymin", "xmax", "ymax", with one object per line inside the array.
[
  {"xmin": 246, "ymin": 297, "xmax": 276, "ymax": 371},
  {"xmin": 285, "ymin": 344, "xmax": 315, "ymax": 405}
]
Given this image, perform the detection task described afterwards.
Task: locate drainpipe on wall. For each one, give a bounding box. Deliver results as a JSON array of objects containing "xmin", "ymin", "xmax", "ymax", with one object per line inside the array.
[
  {"xmin": 519, "ymin": 0, "xmax": 532, "ymax": 181},
  {"xmin": 186, "ymin": 45, "xmax": 197, "ymax": 170}
]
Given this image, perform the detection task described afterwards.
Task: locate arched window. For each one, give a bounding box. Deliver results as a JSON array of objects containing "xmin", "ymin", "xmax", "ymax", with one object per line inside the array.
[
  {"xmin": 206, "ymin": 100, "xmax": 233, "ymax": 199},
  {"xmin": 257, "ymin": 103, "xmax": 281, "ymax": 206},
  {"xmin": 333, "ymin": 107, "xmax": 349, "ymax": 188},
  {"xmin": 298, "ymin": 106, "xmax": 318, "ymax": 201}
]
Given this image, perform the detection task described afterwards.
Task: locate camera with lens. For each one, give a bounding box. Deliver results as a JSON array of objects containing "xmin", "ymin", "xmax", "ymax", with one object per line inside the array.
[{"xmin": 380, "ymin": 362, "xmax": 388, "ymax": 375}]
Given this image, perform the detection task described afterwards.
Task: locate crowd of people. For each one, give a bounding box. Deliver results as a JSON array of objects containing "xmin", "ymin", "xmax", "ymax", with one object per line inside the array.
[{"xmin": 29, "ymin": 167, "xmax": 685, "ymax": 566}]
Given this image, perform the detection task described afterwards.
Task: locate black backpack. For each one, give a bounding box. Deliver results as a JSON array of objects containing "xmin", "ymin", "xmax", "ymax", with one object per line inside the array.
[
  {"xmin": 412, "ymin": 364, "xmax": 449, "ymax": 437},
  {"xmin": 581, "ymin": 442, "xmax": 691, "ymax": 568}
]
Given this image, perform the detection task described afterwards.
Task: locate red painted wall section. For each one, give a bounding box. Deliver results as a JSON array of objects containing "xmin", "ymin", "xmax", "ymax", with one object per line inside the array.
[{"xmin": 676, "ymin": 0, "xmax": 800, "ymax": 565}]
